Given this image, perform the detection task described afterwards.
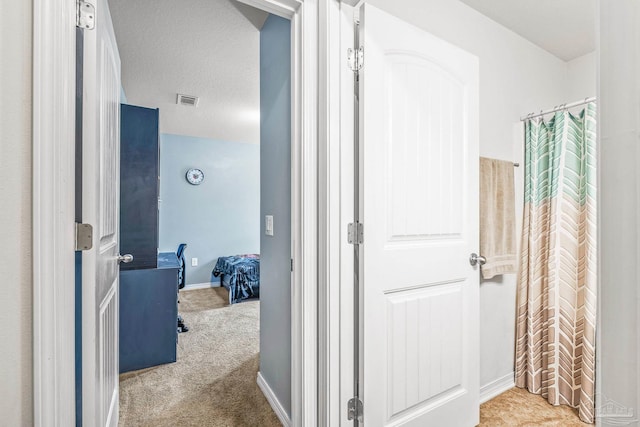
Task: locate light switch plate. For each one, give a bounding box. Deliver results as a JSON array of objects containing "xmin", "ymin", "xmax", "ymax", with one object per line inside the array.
[
  {"xmin": 191, "ymin": 257, "xmax": 198, "ymax": 267},
  {"xmin": 265, "ymin": 215, "xmax": 274, "ymax": 236}
]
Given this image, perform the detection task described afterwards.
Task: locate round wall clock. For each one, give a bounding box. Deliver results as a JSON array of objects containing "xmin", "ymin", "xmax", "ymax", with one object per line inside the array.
[{"xmin": 186, "ymin": 168, "xmax": 204, "ymax": 185}]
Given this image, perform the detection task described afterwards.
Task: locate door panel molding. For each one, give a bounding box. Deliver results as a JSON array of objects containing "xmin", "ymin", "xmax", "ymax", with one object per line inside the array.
[
  {"xmin": 80, "ymin": 0, "xmax": 122, "ymax": 422},
  {"xmin": 358, "ymin": 5, "xmax": 480, "ymax": 426}
]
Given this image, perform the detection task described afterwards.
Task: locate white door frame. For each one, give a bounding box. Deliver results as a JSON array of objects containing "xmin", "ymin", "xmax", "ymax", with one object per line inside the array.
[
  {"xmin": 32, "ymin": 0, "xmax": 77, "ymax": 425},
  {"xmin": 32, "ymin": 0, "xmax": 336, "ymax": 425}
]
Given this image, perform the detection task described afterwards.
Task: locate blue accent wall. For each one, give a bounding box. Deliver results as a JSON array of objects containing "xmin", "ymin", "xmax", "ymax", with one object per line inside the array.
[
  {"xmin": 158, "ymin": 133, "xmax": 260, "ymax": 285},
  {"xmin": 259, "ymin": 14, "xmax": 292, "ymax": 417}
]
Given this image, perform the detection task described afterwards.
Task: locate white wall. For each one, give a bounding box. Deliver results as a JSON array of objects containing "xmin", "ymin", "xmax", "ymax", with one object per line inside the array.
[
  {"xmin": 598, "ymin": 1, "xmax": 640, "ymax": 424},
  {"xmin": 368, "ymin": 0, "xmax": 596, "ymax": 392},
  {"xmin": 566, "ymin": 51, "xmax": 597, "ymax": 101},
  {"xmin": 0, "ymin": 0, "xmax": 33, "ymax": 424}
]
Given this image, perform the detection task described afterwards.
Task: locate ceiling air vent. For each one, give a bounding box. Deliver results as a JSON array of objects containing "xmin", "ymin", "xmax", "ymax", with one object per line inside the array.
[{"xmin": 176, "ymin": 93, "xmax": 199, "ymax": 107}]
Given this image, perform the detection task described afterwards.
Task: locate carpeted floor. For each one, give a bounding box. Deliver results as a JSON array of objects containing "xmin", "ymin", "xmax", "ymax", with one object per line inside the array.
[
  {"xmin": 118, "ymin": 287, "xmax": 280, "ymax": 427},
  {"xmin": 120, "ymin": 288, "xmax": 590, "ymax": 427},
  {"xmin": 480, "ymin": 387, "xmax": 592, "ymax": 426}
]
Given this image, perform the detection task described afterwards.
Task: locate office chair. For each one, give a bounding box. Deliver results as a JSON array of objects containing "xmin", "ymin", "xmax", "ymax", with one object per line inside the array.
[{"xmin": 176, "ymin": 243, "xmax": 189, "ymax": 333}]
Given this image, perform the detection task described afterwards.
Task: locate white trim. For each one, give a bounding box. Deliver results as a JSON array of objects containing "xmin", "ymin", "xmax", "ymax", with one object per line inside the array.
[
  {"xmin": 180, "ymin": 281, "xmax": 219, "ymax": 291},
  {"xmin": 479, "ymin": 372, "xmax": 515, "ymax": 404},
  {"xmin": 317, "ymin": 0, "xmax": 344, "ymax": 425},
  {"xmin": 294, "ymin": 2, "xmax": 320, "ymax": 426},
  {"xmin": 257, "ymin": 372, "xmax": 293, "ymax": 427},
  {"xmin": 335, "ymin": 5, "xmax": 358, "ymax": 425},
  {"xmin": 595, "ymin": 1, "xmax": 601, "ymax": 419},
  {"xmin": 237, "ymin": 0, "xmax": 300, "ymax": 19},
  {"xmin": 32, "ymin": 0, "xmax": 77, "ymax": 425},
  {"xmin": 316, "ymin": 2, "xmax": 357, "ymax": 426}
]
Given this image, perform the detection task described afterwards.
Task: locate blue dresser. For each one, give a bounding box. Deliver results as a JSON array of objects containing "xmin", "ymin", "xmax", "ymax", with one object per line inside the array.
[{"xmin": 119, "ymin": 252, "xmax": 179, "ymax": 373}]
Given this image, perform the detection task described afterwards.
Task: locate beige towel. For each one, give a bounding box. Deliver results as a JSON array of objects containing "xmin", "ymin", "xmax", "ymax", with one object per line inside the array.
[{"xmin": 480, "ymin": 157, "xmax": 517, "ymax": 279}]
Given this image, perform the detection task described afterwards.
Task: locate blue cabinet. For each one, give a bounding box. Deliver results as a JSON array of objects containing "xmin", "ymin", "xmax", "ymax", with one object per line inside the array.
[
  {"xmin": 120, "ymin": 104, "xmax": 159, "ymax": 270},
  {"xmin": 119, "ymin": 104, "xmax": 179, "ymax": 373},
  {"xmin": 119, "ymin": 252, "xmax": 179, "ymax": 373}
]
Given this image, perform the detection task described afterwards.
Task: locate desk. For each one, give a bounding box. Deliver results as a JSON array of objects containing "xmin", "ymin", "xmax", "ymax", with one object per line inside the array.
[{"xmin": 119, "ymin": 252, "xmax": 179, "ymax": 373}]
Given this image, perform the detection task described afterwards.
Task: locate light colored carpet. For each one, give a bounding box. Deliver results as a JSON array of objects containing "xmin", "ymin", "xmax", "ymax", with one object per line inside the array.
[
  {"xmin": 120, "ymin": 288, "xmax": 591, "ymax": 426},
  {"xmin": 480, "ymin": 387, "xmax": 592, "ymax": 426},
  {"xmin": 119, "ymin": 287, "xmax": 280, "ymax": 427}
]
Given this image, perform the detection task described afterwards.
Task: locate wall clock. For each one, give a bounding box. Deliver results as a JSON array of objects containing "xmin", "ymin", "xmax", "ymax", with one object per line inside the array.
[{"xmin": 186, "ymin": 168, "xmax": 204, "ymax": 185}]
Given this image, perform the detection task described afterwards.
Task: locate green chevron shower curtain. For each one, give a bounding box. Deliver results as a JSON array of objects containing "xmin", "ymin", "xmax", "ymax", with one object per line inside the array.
[{"xmin": 515, "ymin": 102, "xmax": 597, "ymax": 423}]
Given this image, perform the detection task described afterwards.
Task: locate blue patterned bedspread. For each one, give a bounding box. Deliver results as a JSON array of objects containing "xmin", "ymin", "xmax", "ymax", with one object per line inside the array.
[{"xmin": 212, "ymin": 254, "xmax": 260, "ymax": 304}]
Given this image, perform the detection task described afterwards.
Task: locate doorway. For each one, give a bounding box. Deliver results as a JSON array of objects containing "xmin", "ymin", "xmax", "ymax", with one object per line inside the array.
[
  {"xmin": 339, "ymin": 2, "xmax": 598, "ymax": 426},
  {"xmin": 33, "ymin": 0, "xmax": 327, "ymax": 424},
  {"xmin": 105, "ymin": 2, "xmax": 292, "ymax": 425},
  {"xmin": 69, "ymin": 0, "xmax": 316, "ymax": 426}
]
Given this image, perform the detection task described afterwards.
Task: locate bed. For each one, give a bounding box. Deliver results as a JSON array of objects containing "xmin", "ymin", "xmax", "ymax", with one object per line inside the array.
[{"xmin": 212, "ymin": 254, "xmax": 260, "ymax": 304}]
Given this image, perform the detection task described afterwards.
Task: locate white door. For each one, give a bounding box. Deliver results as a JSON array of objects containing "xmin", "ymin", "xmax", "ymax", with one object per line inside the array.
[
  {"xmin": 359, "ymin": 4, "xmax": 479, "ymax": 426},
  {"xmin": 81, "ymin": 0, "xmax": 122, "ymax": 425}
]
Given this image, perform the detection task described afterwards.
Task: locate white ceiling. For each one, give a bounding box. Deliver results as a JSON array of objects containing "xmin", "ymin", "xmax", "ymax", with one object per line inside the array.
[
  {"xmin": 108, "ymin": 0, "xmax": 268, "ymax": 143},
  {"xmin": 459, "ymin": 0, "xmax": 596, "ymax": 61}
]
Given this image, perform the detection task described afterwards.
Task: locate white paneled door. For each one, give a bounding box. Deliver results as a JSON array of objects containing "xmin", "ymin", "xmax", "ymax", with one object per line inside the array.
[
  {"xmin": 358, "ymin": 4, "xmax": 480, "ymax": 426},
  {"xmin": 81, "ymin": 0, "xmax": 122, "ymax": 425}
]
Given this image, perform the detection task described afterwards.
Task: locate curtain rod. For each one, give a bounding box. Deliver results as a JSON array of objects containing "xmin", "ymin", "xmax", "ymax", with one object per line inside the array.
[{"xmin": 520, "ymin": 96, "xmax": 596, "ymax": 121}]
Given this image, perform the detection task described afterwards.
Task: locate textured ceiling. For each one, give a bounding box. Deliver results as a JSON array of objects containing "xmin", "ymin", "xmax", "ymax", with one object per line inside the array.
[
  {"xmin": 108, "ymin": 0, "xmax": 268, "ymax": 143},
  {"xmin": 459, "ymin": 0, "xmax": 595, "ymax": 61}
]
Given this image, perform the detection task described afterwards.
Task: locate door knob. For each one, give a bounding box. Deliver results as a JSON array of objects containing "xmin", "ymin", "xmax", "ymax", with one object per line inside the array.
[
  {"xmin": 118, "ymin": 254, "xmax": 134, "ymax": 264},
  {"xmin": 469, "ymin": 253, "xmax": 486, "ymax": 266}
]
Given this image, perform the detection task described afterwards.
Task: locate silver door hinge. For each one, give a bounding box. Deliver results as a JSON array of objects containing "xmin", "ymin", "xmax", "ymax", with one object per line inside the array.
[
  {"xmin": 77, "ymin": 1, "xmax": 96, "ymax": 30},
  {"xmin": 347, "ymin": 222, "xmax": 364, "ymax": 245},
  {"xmin": 75, "ymin": 223, "xmax": 94, "ymax": 251},
  {"xmin": 347, "ymin": 47, "xmax": 364, "ymax": 72},
  {"xmin": 347, "ymin": 397, "xmax": 363, "ymax": 421}
]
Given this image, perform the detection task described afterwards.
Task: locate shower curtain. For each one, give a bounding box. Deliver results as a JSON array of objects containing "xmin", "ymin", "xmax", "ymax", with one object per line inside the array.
[{"xmin": 515, "ymin": 102, "xmax": 597, "ymax": 423}]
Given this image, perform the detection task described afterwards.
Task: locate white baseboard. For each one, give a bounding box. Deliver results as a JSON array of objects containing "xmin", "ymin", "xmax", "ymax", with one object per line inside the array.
[
  {"xmin": 480, "ymin": 372, "xmax": 515, "ymax": 404},
  {"xmin": 257, "ymin": 371, "xmax": 291, "ymax": 427},
  {"xmin": 181, "ymin": 281, "xmax": 219, "ymax": 291}
]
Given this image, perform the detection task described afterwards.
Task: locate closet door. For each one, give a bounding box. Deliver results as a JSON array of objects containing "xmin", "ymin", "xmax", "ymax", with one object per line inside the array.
[{"xmin": 358, "ymin": 4, "xmax": 480, "ymax": 426}]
